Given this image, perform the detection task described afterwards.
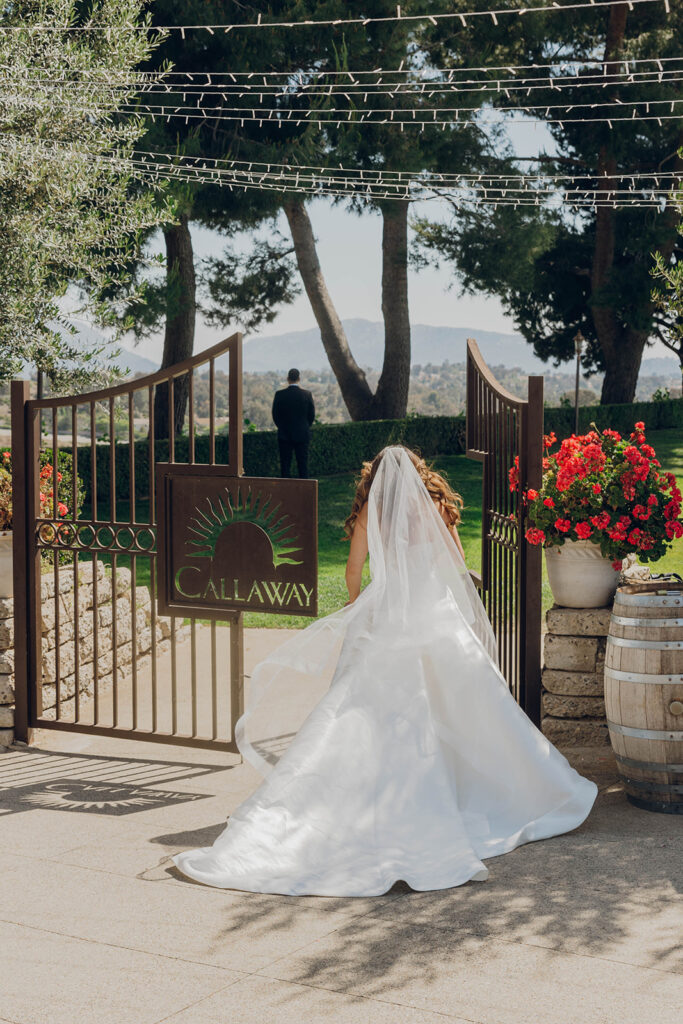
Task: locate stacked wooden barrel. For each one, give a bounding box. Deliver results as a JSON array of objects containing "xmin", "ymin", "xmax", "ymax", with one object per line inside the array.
[{"xmin": 605, "ymin": 582, "xmax": 683, "ymax": 814}]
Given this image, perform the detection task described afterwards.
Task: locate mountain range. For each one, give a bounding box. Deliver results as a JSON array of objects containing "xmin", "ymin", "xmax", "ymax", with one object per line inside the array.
[{"xmin": 118, "ymin": 318, "xmax": 680, "ymax": 380}]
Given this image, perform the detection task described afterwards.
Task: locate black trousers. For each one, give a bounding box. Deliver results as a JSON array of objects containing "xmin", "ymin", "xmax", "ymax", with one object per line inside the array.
[{"xmin": 278, "ymin": 438, "xmax": 309, "ymax": 478}]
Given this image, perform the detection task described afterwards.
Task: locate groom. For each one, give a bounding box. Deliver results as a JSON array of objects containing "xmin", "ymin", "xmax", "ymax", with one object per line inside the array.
[{"xmin": 271, "ymin": 368, "xmax": 315, "ymax": 478}]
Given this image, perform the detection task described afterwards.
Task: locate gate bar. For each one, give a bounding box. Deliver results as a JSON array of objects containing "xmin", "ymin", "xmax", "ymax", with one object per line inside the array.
[{"xmin": 11, "ymin": 381, "xmax": 37, "ymax": 744}]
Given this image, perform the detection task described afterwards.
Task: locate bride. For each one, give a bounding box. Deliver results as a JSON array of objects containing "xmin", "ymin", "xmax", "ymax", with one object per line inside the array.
[{"xmin": 173, "ymin": 445, "xmax": 597, "ymax": 896}]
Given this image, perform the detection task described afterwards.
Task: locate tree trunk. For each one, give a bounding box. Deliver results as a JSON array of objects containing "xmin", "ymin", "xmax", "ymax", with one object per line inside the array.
[
  {"xmin": 591, "ymin": 4, "xmax": 632, "ymax": 403},
  {"xmin": 283, "ymin": 199, "xmax": 374, "ymax": 420},
  {"xmin": 154, "ymin": 214, "xmax": 196, "ymax": 439},
  {"xmin": 600, "ymin": 327, "xmax": 648, "ymax": 404},
  {"xmin": 372, "ymin": 201, "xmax": 411, "ymax": 419}
]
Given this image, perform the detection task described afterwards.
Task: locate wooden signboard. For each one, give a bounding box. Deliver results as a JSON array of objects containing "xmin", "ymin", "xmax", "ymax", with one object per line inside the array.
[{"xmin": 156, "ymin": 465, "xmax": 318, "ymax": 620}]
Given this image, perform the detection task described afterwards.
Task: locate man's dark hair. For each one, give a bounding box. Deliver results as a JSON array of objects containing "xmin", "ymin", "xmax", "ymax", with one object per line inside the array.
[{"xmin": 287, "ymin": 368, "xmax": 300, "ymax": 383}]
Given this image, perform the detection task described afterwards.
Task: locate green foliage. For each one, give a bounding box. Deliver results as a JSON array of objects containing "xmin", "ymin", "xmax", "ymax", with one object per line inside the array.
[
  {"xmin": 543, "ymin": 398, "xmax": 683, "ymax": 440},
  {"xmin": 73, "ymin": 414, "xmax": 466, "ymax": 508},
  {"xmin": 651, "ymin": 184, "xmax": 683, "ymax": 380},
  {"xmin": 71, "ymin": 400, "xmax": 683, "ymax": 509},
  {"xmin": 0, "ymin": 0, "xmax": 174, "ymax": 391},
  {"xmin": 412, "ymin": 4, "xmax": 683, "ymax": 399},
  {"xmin": 200, "ymin": 238, "xmax": 301, "ymax": 333}
]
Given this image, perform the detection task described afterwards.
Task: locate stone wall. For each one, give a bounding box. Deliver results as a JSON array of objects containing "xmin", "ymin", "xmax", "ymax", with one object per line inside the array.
[
  {"xmin": 541, "ymin": 605, "xmax": 611, "ymax": 746},
  {"xmin": 0, "ymin": 562, "xmax": 183, "ymax": 746}
]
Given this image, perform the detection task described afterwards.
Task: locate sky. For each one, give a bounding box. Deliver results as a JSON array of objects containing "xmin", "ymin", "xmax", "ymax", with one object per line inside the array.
[{"xmin": 130, "ymin": 196, "xmax": 517, "ymax": 364}]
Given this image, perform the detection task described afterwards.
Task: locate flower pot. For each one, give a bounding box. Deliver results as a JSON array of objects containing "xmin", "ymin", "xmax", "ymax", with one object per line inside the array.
[
  {"xmin": 545, "ymin": 539, "xmax": 620, "ymax": 608},
  {"xmin": 0, "ymin": 530, "xmax": 12, "ymax": 599}
]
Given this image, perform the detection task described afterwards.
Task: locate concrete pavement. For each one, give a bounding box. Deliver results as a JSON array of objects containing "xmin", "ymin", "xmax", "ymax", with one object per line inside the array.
[{"xmin": 0, "ymin": 631, "xmax": 681, "ymax": 1024}]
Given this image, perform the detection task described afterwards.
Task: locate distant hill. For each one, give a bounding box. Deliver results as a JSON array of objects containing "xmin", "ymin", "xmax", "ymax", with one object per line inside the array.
[
  {"xmin": 116, "ymin": 320, "xmax": 682, "ymax": 382},
  {"xmin": 119, "ymin": 347, "xmax": 158, "ymax": 375},
  {"xmin": 228, "ymin": 319, "xmax": 547, "ymax": 374}
]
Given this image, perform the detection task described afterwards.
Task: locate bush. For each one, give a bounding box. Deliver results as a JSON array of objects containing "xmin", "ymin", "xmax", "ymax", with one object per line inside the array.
[
  {"xmin": 72, "ymin": 415, "xmax": 467, "ymax": 509},
  {"xmin": 64, "ymin": 397, "xmax": 683, "ymax": 511},
  {"xmin": 544, "ymin": 397, "xmax": 683, "ymax": 439}
]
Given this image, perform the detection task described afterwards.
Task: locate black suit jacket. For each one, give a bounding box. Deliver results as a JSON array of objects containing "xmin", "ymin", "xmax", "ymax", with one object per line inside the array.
[{"xmin": 272, "ymin": 384, "xmax": 315, "ymax": 443}]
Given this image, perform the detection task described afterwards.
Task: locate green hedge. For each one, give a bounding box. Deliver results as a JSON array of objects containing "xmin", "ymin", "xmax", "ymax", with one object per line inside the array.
[
  {"xmin": 543, "ymin": 397, "xmax": 683, "ymax": 438},
  {"xmin": 69, "ymin": 397, "xmax": 683, "ymax": 511},
  {"xmin": 74, "ymin": 415, "xmax": 466, "ymax": 510}
]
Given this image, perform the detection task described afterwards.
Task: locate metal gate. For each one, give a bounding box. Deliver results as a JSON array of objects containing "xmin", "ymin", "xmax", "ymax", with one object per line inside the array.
[
  {"xmin": 11, "ymin": 333, "xmax": 245, "ymax": 751},
  {"xmin": 466, "ymin": 338, "xmax": 544, "ymax": 725}
]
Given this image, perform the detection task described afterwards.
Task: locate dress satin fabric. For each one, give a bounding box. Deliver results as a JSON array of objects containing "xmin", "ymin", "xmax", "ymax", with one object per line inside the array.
[{"xmin": 173, "ymin": 448, "xmax": 597, "ymax": 896}]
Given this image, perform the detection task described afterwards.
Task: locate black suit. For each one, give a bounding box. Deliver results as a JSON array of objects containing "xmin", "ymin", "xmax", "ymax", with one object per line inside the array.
[{"xmin": 272, "ymin": 384, "xmax": 315, "ymax": 478}]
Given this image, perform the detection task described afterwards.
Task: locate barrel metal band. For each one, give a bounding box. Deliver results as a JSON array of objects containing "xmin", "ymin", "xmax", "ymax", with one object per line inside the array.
[
  {"xmin": 604, "ymin": 668, "xmax": 683, "ymax": 684},
  {"xmin": 615, "ymin": 592, "xmax": 683, "ymax": 607},
  {"xmin": 615, "ymin": 752, "xmax": 683, "ymax": 773},
  {"xmin": 607, "ymin": 720, "xmax": 683, "ymax": 741},
  {"xmin": 606, "ymin": 637, "xmax": 683, "ymax": 650},
  {"xmin": 610, "ymin": 615, "xmax": 683, "ymax": 627},
  {"xmin": 620, "ymin": 775, "xmax": 683, "ymax": 795}
]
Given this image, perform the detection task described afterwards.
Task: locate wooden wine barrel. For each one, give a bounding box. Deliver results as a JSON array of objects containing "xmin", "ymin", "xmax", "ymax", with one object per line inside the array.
[{"xmin": 605, "ymin": 582, "xmax": 683, "ymax": 814}]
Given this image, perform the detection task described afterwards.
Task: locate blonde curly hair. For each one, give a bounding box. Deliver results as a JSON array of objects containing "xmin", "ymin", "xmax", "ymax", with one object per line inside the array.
[{"xmin": 343, "ymin": 446, "xmax": 463, "ymax": 538}]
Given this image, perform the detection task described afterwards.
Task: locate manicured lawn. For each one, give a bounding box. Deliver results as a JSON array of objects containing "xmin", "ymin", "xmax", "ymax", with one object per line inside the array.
[
  {"xmin": 246, "ymin": 427, "xmax": 683, "ymax": 627},
  {"xmin": 79, "ymin": 428, "xmax": 682, "ymax": 628}
]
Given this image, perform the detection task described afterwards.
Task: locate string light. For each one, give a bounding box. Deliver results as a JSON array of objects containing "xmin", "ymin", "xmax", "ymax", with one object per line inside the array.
[
  {"xmin": 8, "ymin": 67, "xmax": 682, "ymax": 101},
  {"xmin": 6, "ymin": 54, "xmax": 682, "ymax": 82},
  {"xmin": 124, "ymin": 164, "xmax": 677, "ymax": 209},
  {"xmin": 4, "ymin": 135, "xmax": 677, "ymax": 209},
  {"xmin": 0, "ymin": 0, "xmax": 668, "ymax": 33},
  {"xmin": 126, "ymin": 150, "xmax": 683, "ymax": 191},
  {"xmin": 80, "ymin": 100, "xmax": 683, "ymax": 130}
]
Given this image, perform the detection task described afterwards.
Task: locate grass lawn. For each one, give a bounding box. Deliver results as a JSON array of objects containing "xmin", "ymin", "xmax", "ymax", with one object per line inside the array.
[
  {"xmin": 78, "ymin": 428, "xmax": 682, "ymax": 628},
  {"xmin": 246, "ymin": 427, "xmax": 683, "ymax": 628}
]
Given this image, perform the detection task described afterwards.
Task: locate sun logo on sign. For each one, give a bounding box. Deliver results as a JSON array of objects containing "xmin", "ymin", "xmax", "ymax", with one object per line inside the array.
[{"xmin": 187, "ymin": 485, "xmax": 303, "ymax": 568}]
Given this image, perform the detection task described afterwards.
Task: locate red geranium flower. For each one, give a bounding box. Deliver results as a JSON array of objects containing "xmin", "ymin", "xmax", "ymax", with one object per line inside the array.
[
  {"xmin": 526, "ymin": 488, "xmax": 538, "ymax": 502},
  {"xmin": 665, "ymin": 521, "xmax": 683, "ymax": 540},
  {"xmin": 590, "ymin": 512, "xmax": 611, "ymax": 530},
  {"xmin": 525, "ymin": 527, "xmax": 545, "ymax": 545},
  {"xmin": 575, "ymin": 521, "xmax": 593, "ymax": 539},
  {"xmin": 554, "ymin": 518, "xmax": 571, "ymax": 533},
  {"xmin": 664, "ymin": 500, "xmax": 681, "ymax": 521},
  {"xmin": 543, "ymin": 497, "xmax": 555, "ymax": 508}
]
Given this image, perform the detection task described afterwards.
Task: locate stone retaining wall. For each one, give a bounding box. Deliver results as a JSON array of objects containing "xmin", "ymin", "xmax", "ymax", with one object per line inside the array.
[
  {"xmin": 0, "ymin": 562, "xmax": 183, "ymax": 746},
  {"xmin": 541, "ymin": 605, "xmax": 611, "ymax": 746}
]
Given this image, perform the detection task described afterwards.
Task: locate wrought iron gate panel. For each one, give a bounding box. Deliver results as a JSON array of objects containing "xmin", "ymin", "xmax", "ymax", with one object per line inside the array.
[
  {"xmin": 466, "ymin": 338, "xmax": 543, "ymax": 724},
  {"xmin": 12, "ymin": 333, "xmax": 245, "ymax": 751}
]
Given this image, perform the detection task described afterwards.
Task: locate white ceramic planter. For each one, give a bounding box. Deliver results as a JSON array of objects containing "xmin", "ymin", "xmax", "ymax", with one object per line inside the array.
[
  {"xmin": 545, "ymin": 539, "xmax": 620, "ymax": 609},
  {"xmin": 0, "ymin": 530, "xmax": 12, "ymax": 599}
]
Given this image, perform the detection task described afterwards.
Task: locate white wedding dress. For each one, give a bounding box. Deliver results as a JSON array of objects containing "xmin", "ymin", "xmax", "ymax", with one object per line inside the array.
[{"xmin": 174, "ymin": 448, "xmax": 597, "ymax": 896}]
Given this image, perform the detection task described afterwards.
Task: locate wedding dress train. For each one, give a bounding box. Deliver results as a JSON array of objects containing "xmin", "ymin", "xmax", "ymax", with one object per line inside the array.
[{"xmin": 173, "ymin": 448, "xmax": 597, "ymax": 896}]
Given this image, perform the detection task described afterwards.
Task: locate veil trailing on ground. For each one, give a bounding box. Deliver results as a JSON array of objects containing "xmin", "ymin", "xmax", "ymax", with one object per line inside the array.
[
  {"xmin": 175, "ymin": 445, "xmax": 596, "ymax": 896},
  {"xmin": 236, "ymin": 446, "xmax": 497, "ymax": 776}
]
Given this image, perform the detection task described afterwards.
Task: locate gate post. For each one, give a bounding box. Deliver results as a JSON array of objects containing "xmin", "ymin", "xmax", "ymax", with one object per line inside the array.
[
  {"xmin": 519, "ymin": 376, "xmax": 544, "ymax": 726},
  {"xmin": 10, "ymin": 381, "xmax": 40, "ymax": 744}
]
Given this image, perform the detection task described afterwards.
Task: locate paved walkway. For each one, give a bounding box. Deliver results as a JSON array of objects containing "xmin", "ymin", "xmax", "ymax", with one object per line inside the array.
[{"xmin": 0, "ymin": 632, "xmax": 681, "ymax": 1024}]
